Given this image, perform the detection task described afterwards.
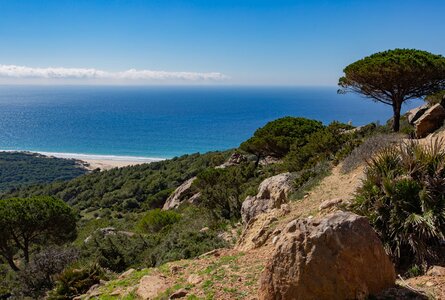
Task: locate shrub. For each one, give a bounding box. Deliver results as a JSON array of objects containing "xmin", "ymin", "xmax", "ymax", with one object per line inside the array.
[
  {"xmin": 284, "ymin": 121, "xmax": 356, "ymax": 172},
  {"xmin": 82, "ymin": 232, "xmax": 149, "ymax": 272},
  {"xmin": 48, "ymin": 264, "xmax": 105, "ymax": 300},
  {"xmin": 142, "ymin": 206, "xmax": 227, "ymax": 266},
  {"xmin": 240, "ymin": 117, "xmax": 323, "ymax": 163},
  {"xmin": 425, "ymin": 90, "xmax": 445, "ymax": 105},
  {"xmin": 353, "ymin": 140, "xmax": 445, "ymax": 269},
  {"xmin": 15, "ymin": 247, "xmax": 79, "ymax": 298},
  {"xmin": 341, "ymin": 133, "xmax": 402, "ymax": 173},
  {"xmin": 137, "ymin": 209, "xmax": 182, "ymax": 234},
  {"xmin": 195, "ymin": 163, "xmax": 257, "ymax": 220}
]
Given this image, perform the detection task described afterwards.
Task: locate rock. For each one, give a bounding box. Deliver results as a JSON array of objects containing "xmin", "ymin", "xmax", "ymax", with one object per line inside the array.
[
  {"xmin": 170, "ymin": 265, "xmax": 183, "ymax": 275},
  {"xmin": 241, "ymin": 173, "xmax": 294, "ymax": 223},
  {"xmin": 119, "ymin": 268, "xmax": 135, "ymax": 279},
  {"xmin": 169, "ymin": 288, "xmax": 188, "ymax": 299},
  {"xmin": 136, "ymin": 275, "xmax": 168, "ymax": 299},
  {"xmin": 318, "ymin": 198, "xmax": 343, "ymax": 211},
  {"xmin": 407, "ymin": 104, "xmax": 429, "ymax": 124},
  {"xmin": 259, "ymin": 211, "xmax": 396, "ymax": 300},
  {"xmin": 236, "ymin": 211, "xmax": 281, "ymax": 251},
  {"xmin": 199, "ymin": 227, "xmax": 209, "ymax": 233},
  {"xmin": 427, "ymin": 265, "xmax": 445, "ymax": 276},
  {"xmin": 187, "ymin": 274, "xmax": 203, "ymax": 285},
  {"xmin": 414, "ymin": 103, "xmax": 445, "ymax": 138},
  {"xmin": 162, "ymin": 177, "xmax": 200, "ymax": 210},
  {"xmin": 259, "ymin": 156, "xmax": 280, "ymax": 166},
  {"xmin": 217, "ymin": 152, "xmax": 248, "ymax": 168}
]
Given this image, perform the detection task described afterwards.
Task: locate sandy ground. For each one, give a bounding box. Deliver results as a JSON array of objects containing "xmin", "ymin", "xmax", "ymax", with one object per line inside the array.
[
  {"xmin": 0, "ymin": 149, "xmax": 164, "ymax": 171},
  {"xmin": 81, "ymin": 158, "xmax": 154, "ymax": 170}
]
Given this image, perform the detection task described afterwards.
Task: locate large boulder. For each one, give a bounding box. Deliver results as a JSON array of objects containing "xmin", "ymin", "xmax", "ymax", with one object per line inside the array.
[
  {"xmin": 241, "ymin": 173, "xmax": 293, "ymax": 223},
  {"xmin": 259, "ymin": 211, "xmax": 396, "ymax": 300},
  {"xmin": 162, "ymin": 177, "xmax": 200, "ymax": 210},
  {"xmin": 407, "ymin": 103, "xmax": 429, "ymax": 124},
  {"xmin": 414, "ymin": 103, "xmax": 445, "ymax": 138}
]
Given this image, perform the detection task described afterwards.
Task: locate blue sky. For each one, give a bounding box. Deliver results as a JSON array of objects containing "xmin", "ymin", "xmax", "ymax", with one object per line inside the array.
[{"xmin": 0, "ymin": 0, "xmax": 444, "ymax": 85}]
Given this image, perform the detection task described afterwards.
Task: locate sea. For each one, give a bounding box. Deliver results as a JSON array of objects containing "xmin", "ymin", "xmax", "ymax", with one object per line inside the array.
[{"xmin": 0, "ymin": 85, "xmax": 422, "ymax": 159}]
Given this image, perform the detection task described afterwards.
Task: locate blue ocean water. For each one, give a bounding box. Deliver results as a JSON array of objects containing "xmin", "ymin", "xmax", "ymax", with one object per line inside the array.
[{"xmin": 0, "ymin": 86, "xmax": 422, "ymax": 158}]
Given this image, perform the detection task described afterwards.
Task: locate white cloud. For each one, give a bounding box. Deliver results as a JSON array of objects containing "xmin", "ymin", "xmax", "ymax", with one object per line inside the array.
[{"xmin": 0, "ymin": 64, "xmax": 228, "ymax": 82}]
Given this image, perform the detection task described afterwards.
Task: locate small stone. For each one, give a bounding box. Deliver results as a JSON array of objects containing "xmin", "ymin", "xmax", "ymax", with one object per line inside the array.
[
  {"xmin": 319, "ymin": 198, "xmax": 343, "ymax": 211},
  {"xmin": 187, "ymin": 274, "xmax": 203, "ymax": 285},
  {"xmin": 272, "ymin": 236, "xmax": 279, "ymax": 245},
  {"xmin": 200, "ymin": 227, "xmax": 209, "ymax": 232},
  {"xmin": 119, "ymin": 268, "xmax": 135, "ymax": 279},
  {"xmin": 426, "ymin": 265, "xmax": 445, "ymax": 276},
  {"xmin": 169, "ymin": 288, "xmax": 188, "ymax": 299},
  {"xmin": 425, "ymin": 281, "xmax": 436, "ymax": 287},
  {"xmin": 170, "ymin": 265, "xmax": 183, "ymax": 275}
]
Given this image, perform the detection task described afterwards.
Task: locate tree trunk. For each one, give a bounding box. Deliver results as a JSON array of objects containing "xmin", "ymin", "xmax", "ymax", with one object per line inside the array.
[
  {"xmin": 392, "ymin": 100, "xmax": 402, "ymax": 132},
  {"xmin": 0, "ymin": 252, "xmax": 20, "ymax": 272}
]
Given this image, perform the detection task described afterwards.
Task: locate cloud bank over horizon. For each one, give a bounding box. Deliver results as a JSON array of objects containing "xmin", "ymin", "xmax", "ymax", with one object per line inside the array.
[{"xmin": 0, "ymin": 64, "xmax": 228, "ymax": 84}]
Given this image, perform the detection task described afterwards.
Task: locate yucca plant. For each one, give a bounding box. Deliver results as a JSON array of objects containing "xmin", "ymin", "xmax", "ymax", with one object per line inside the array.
[{"xmin": 353, "ymin": 139, "xmax": 445, "ymax": 269}]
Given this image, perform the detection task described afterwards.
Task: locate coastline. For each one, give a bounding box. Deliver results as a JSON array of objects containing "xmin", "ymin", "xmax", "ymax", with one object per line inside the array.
[{"xmin": 0, "ymin": 150, "xmax": 165, "ymax": 171}]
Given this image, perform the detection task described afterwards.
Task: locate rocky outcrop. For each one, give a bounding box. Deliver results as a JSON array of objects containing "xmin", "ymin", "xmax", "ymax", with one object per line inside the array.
[
  {"xmin": 162, "ymin": 177, "xmax": 200, "ymax": 210},
  {"xmin": 136, "ymin": 274, "xmax": 168, "ymax": 299},
  {"xmin": 241, "ymin": 173, "xmax": 293, "ymax": 223},
  {"xmin": 259, "ymin": 211, "xmax": 395, "ymax": 300},
  {"xmin": 414, "ymin": 103, "xmax": 445, "ymax": 138},
  {"xmin": 407, "ymin": 104, "xmax": 429, "ymax": 124},
  {"xmin": 237, "ymin": 205, "xmax": 290, "ymax": 251},
  {"xmin": 217, "ymin": 152, "xmax": 248, "ymax": 168}
]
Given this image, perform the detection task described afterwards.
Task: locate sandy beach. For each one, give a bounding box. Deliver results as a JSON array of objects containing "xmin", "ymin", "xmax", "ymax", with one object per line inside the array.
[{"xmin": 0, "ymin": 150, "xmax": 164, "ymax": 171}]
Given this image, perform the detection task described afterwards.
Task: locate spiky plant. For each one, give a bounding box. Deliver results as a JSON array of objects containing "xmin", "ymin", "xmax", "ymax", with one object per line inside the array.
[{"xmin": 353, "ymin": 139, "xmax": 445, "ymax": 268}]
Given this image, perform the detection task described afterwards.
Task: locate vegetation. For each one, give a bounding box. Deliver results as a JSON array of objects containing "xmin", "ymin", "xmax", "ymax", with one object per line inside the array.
[
  {"xmin": 353, "ymin": 140, "xmax": 445, "ymax": 270},
  {"xmin": 0, "ymin": 152, "xmax": 87, "ymax": 192},
  {"xmin": 2, "ymin": 151, "xmax": 230, "ymax": 212},
  {"xmin": 137, "ymin": 209, "xmax": 182, "ymax": 234},
  {"xmin": 0, "ymin": 196, "xmax": 77, "ymax": 271},
  {"xmin": 339, "ymin": 49, "xmax": 445, "ymax": 131},
  {"xmin": 48, "ymin": 264, "xmax": 105, "ymax": 300},
  {"xmin": 240, "ymin": 117, "xmax": 323, "ymax": 164},
  {"xmin": 341, "ymin": 133, "xmax": 402, "ymax": 173},
  {"xmin": 425, "ymin": 90, "xmax": 445, "ymax": 105}
]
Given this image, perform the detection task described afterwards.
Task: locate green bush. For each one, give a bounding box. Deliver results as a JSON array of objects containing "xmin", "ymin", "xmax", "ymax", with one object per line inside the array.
[
  {"xmin": 240, "ymin": 117, "xmax": 323, "ymax": 163},
  {"xmin": 284, "ymin": 121, "xmax": 356, "ymax": 172},
  {"xmin": 195, "ymin": 163, "xmax": 258, "ymax": 220},
  {"xmin": 353, "ymin": 140, "xmax": 445, "ymax": 269},
  {"xmin": 137, "ymin": 209, "xmax": 182, "ymax": 234},
  {"xmin": 48, "ymin": 264, "xmax": 105, "ymax": 300}
]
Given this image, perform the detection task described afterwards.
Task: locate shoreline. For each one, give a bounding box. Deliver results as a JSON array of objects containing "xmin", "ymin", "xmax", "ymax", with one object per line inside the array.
[{"xmin": 0, "ymin": 149, "xmax": 166, "ymax": 171}]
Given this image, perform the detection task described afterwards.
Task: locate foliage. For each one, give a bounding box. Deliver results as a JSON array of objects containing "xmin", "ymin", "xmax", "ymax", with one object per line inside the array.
[
  {"xmin": 341, "ymin": 133, "xmax": 403, "ymax": 173},
  {"xmin": 16, "ymin": 247, "xmax": 79, "ymax": 298},
  {"xmin": 425, "ymin": 90, "xmax": 445, "ymax": 105},
  {"xmin": 353, "ymin": 140, "xmax": 445, "ymax": 269},
  {"xmin": 0, "ymin": 152, "xmax": 87, "ymax": 192},
  {"xmin": 195, "ymin": 163, "xmax": 259, "ymax": 220},
  {"xmin": 240, "ymin": 117, "xmax": 323, "ymax": 162},
  {"xmin": 142, "ymin": 206, "xmax": 227, "ymax": 266},
  {"xmin": 284, "ymin": 121, "xmax": 356, "ymax": 171},
  {"xmin": 48, "ymin": 264, "xmax": 105, "ymax": 300},
  {"xmin": 2, "ymin": 151, "xmax": 231, "ymax": 213},
  {"xmin": 137, "ymin": 209, "xmax": 182, "ymax": 234},
  {"xmin": 0, "ymin": 196, "xmax": 77, "ymax": 271},
  {"xmin": 339, "ymin": 49, "xmax": 445, "ymax": 131},
  {"xmin": 82, "ymin": 232, "xmax": 149, "ymax": 273}
]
